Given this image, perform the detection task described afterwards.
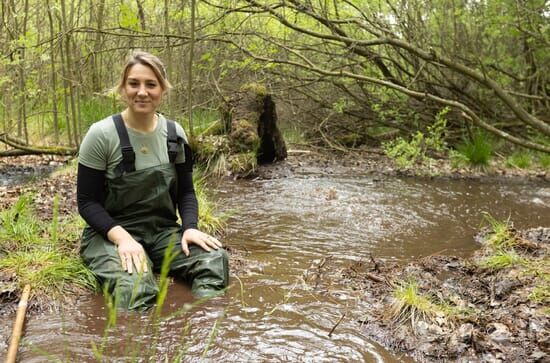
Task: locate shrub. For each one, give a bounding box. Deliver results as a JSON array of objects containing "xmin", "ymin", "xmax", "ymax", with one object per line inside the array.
[{"xmin": 383, "ymin": 107, "xmax": 449, "ymax": 169}]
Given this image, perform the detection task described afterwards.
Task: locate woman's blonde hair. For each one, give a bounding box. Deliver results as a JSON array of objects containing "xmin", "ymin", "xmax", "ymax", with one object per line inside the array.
[{"xmin": 116, "ymin": 50, "xmax": 172, "ymax": 94}]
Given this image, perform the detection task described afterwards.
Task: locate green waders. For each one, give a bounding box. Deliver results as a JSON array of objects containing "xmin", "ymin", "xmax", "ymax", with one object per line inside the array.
[{"xmin": 80, "ymin": 119, "xmax": 228, "ymax": 310}]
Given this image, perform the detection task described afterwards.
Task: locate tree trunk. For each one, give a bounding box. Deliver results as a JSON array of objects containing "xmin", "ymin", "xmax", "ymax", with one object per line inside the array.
[
  {"xmin": 186, "ymin": 0, "xmax": 196, "ymax": 136},
  {"xmin": 46, "ymin": 0, "xmax": 59, "ymax": 143},
  {"xmin": 58, "ymin": 0, "xmax": 73, "ymax": 147}
]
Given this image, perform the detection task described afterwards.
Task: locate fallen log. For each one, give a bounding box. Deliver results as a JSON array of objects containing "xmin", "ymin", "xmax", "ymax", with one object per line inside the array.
[{"xmin": 0, "ymin": 134, "xmax": 77, "ymax": 156}]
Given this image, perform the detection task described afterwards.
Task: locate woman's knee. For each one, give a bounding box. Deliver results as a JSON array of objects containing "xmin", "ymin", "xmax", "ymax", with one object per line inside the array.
[{"xmin": 105, "ymin": 273, "xmax": 159, "ymax": 310}]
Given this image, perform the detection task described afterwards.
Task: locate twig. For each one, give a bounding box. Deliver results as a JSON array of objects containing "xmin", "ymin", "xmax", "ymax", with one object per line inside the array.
[
  {"xmin": 328, "ymin": 312, "xmax": 346, "ymax": 337},
  {"xmin": 6, "ymin": 284, "xmax": 31, "ymax": 363}
]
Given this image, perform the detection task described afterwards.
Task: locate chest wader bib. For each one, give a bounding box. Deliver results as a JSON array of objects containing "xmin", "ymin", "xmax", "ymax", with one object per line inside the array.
[{"xmin": 80, "ymin": 114, "xmax": 229, "ymax": 310}]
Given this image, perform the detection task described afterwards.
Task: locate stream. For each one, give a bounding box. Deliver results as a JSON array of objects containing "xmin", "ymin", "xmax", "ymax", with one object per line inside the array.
[{"xmin": 4, "ymin": 168, "xmax": 550, "ymax": 362}]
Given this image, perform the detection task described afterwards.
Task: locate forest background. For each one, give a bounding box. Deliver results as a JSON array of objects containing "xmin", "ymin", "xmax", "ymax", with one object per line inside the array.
[{"xmin": 0, "ymin": 0, "xmax": 549, "ymax": 167}]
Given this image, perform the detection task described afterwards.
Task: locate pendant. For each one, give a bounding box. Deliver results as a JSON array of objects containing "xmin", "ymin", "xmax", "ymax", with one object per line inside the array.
[{"xmin": 140, "ymin": 144, "xmax": 149, "ymax": 154}]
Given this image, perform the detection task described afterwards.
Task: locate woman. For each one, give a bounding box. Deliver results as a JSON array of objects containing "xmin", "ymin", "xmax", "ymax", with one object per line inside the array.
[{"xmin": 77, "ymin": 51, "xmax": 229, "ymax": 310}]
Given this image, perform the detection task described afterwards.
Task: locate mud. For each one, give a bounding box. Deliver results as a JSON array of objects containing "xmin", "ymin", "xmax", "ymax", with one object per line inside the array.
[
  {"xmin": 334, "ymin": 227, "xmax": 549, "ymax": 362},
  {"xmin": 254, "ymin": 146, "xmax": 549, "ymax": 182}
]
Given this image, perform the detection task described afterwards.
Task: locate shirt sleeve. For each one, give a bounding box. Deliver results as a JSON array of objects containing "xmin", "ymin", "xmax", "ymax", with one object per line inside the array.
[
  {"xmin": 176, "ymin": 144, "xmax": 198, "ymax": 231},
  {"xmin": 79, "ymin": 122, "xmax": 109, "ymax": 171},
  {"xmin": 77, "ymin": 163, "xmax": 118, "ymax": 239}
]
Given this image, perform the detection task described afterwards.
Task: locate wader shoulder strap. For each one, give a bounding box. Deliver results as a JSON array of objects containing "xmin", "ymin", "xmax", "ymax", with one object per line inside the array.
[
  {"xmin": 113, "ymin": 114, "xmax": 136, "ymax": 174},
  {"xmin": 166, "ymin": 119, "xmax": 180, "ymax": 163}
]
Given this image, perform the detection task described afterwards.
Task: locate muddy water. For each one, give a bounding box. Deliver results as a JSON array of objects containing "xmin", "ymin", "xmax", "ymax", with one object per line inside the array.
[{"xmin": 9, "ymin": 172, "xmax": 550, "ymax": 362}]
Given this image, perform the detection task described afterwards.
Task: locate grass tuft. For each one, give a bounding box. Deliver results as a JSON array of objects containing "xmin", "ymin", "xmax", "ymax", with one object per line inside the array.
[
  {"xmin": 537, "ymin": 153, "xmax": 550, "ymax": 169},
  {"xmin": 193, "ymin": 169, "xmax": 229, "ymax": 234},
  {"xmin": 387, "ymin": 280, "xmax": 442, "ymax": 329},
  {"xmin": 482, "ymin": 213, "xmax": 517, "ymax": 249},
  {"xmin": 529, "ymin": 284, "xmax": 550, "ymax": 306},
  {"xmin": 506, "ymin": 152, "xmax": 531, "ymax": 169},
  {"xmin": 0, "ymin": 249, "xmax": 97, "ymax": 296},
  {"xmin": 0, "ymin": 194, "xmax": 97, "ymax": 301},
  {"xmin": 0, "ymin": 193, "xmax": 42, "ymax": 251},
  {"xmin": 478, "ymin": 250, "xmax": 528, "ymax": 270},
  {"xmin": 456, "ymin": 131, "xmax": 493, "ymax": 168}
]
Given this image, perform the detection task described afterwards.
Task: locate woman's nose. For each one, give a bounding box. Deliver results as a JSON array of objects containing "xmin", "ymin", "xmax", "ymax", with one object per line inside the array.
[{"xmin": 137, "ymin": 84, "xmax": 147, "ymax": 95}]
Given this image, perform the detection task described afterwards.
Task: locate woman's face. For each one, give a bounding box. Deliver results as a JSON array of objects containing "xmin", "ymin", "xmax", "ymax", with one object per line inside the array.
[{"xmin": 122, "ymin": 63, "xmax": 164, "ymax": 116}]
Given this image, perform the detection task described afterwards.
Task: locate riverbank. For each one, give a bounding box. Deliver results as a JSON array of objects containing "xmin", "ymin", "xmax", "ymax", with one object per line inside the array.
[
  {"xmin": 332, "ymin": 225, "xmax": 549, "ymax": 362},
  {"xmin": 255, "ymin": 146, "xmax": 549, "ymax": 182}
]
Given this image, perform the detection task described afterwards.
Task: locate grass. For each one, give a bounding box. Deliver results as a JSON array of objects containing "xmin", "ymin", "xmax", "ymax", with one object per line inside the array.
[
  {"xmin": 184, "ymin": 108, "xmax": 222, "ymax": 136},
  {"xmin": 229, "ymin": 151, "xmax": 257, "ymax": 174},
  {"xmin": 87, "ymin": 238, "xmax": 219, "ymax": 361},
  {"xmin": 478, "ymin": 250, "xmax": 528, "ymax": 269},
  {"xmin": 481, "ymin": 213, "xmax": 517, "ymax": 249},
  {"xmin": 477, "ymin": 215, "xmax": 549, "ymax": 310},
  {"xmin": 191, "ymin": 135, "xmax": 233, "ymax": 177},
  {"xmin": 193, "ymin": 168, "xmax": 229, "ymax": 235},
  {"xmin": 387, "ymin": 280, "xmax": 443, "ymax": 328},
  {"xmin": 279, "ymin": 122, "xmax": 307, "ymax": 145},
  {"xmin": 202, "ymin": 310, "xmax": 226, "ymax": 358},
  {"xmin": 0, "ymin": 193, "xmax": 42, "ymax": 251},
  {"xmin": 538, "ymin": 153, "xmax": 550, "ymax": 169},
  {"xmin": 529, "ymin": 285, "xmax": 550, "ymax": 305},
  {"xmin": 385, "ymin": 279, "xmax": 473, "ymax": 331},
  {"xmin": 0, "ymin": 249, "xmax": 96, "ymax": 296},
  {"xmin": 455, "ymin": 131, "xmax": 493, "ymax": 168},
  {"xmin": 0, "ymin": 193, "xmax": 97, "ymax": 299},
  {"xmin": 506, "ymin": 152, "xmax": 532, "ymax": 169}
]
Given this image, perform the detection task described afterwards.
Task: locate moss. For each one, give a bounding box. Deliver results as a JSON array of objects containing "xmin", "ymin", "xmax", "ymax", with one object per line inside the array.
[
  {"xmin": 230, "ymin": 119, "xmax": 260, "ymax": 153},
  {"xmin": 239, "ymin": 82, "xmax": 267, "ymax": 97},
  {"xmin": 199, "ymin": 119, "xmax": 226, "ymax": 136}
]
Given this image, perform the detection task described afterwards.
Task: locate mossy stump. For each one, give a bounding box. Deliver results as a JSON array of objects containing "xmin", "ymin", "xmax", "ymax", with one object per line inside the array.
[{"xmin": 223, "ymin": 83, "xmax": 287, "ymax": 164}]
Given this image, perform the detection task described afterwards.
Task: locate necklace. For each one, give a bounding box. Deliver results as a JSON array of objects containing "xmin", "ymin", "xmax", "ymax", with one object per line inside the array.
[{"xmin": 122, "ymin": 111, "xmax": 158, "ymax": 133}]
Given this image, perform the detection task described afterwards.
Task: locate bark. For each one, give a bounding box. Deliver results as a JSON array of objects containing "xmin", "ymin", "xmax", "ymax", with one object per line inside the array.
[
  {"xmin": 46, "ymin": 0, "xmax": 59, "ymax": 143},
  {"xmin": 58, "ymin": 0, "xmax": 73, "ymax": 147},
  {"xmin": 187, "ymin": 0, "xmax": 196, "ymax": 136},
  {"xmin": 0, "ymin": 133, "xmax": 76, "ymax": 156}
]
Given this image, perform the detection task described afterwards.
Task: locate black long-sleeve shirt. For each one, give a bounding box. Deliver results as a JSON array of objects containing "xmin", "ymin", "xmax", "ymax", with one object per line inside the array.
[{"xmin": 77, "ymin": 144, "xmax": 198, "ymax": 240}]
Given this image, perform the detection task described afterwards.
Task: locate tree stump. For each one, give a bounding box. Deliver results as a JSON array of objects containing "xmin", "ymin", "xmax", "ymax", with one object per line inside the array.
[{"xmin": 223, "ymin": 83, "xmax": 287, "ymax": 164}]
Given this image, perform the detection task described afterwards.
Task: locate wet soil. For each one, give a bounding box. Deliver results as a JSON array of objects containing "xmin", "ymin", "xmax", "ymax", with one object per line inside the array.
[
  {"xmin": 0, "ymin": 155, "xmax": 75, "ymax": 219},
  {"xmin": 255, "ymin": 146, "xmax": 549, "ymax": 182},
  {"xmin": 332, "ymin": 227, "xmax": 549, "ymax": 362}
]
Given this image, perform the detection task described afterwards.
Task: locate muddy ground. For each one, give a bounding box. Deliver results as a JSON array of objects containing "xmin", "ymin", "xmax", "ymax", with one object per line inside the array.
[
  {"xmin": 1, "ymin": 150, "xmax": 549, "ymax": 362},
  {"xmin": 328, "ymin": 227, "xmax": 549, "ymax": 363},
  {"xmin": 255, "ymin": 146, "xmax": 549, "ymax": 182}
]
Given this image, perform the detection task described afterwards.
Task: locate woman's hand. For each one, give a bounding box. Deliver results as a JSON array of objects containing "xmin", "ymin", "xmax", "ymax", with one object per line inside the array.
[
  {"xmin": 107, "ymin": 225, "xmax": 148, "ymax": 274},
  {"xmin": 181, "ymin": 228, "xmax": 223, "ymax": 256}
]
